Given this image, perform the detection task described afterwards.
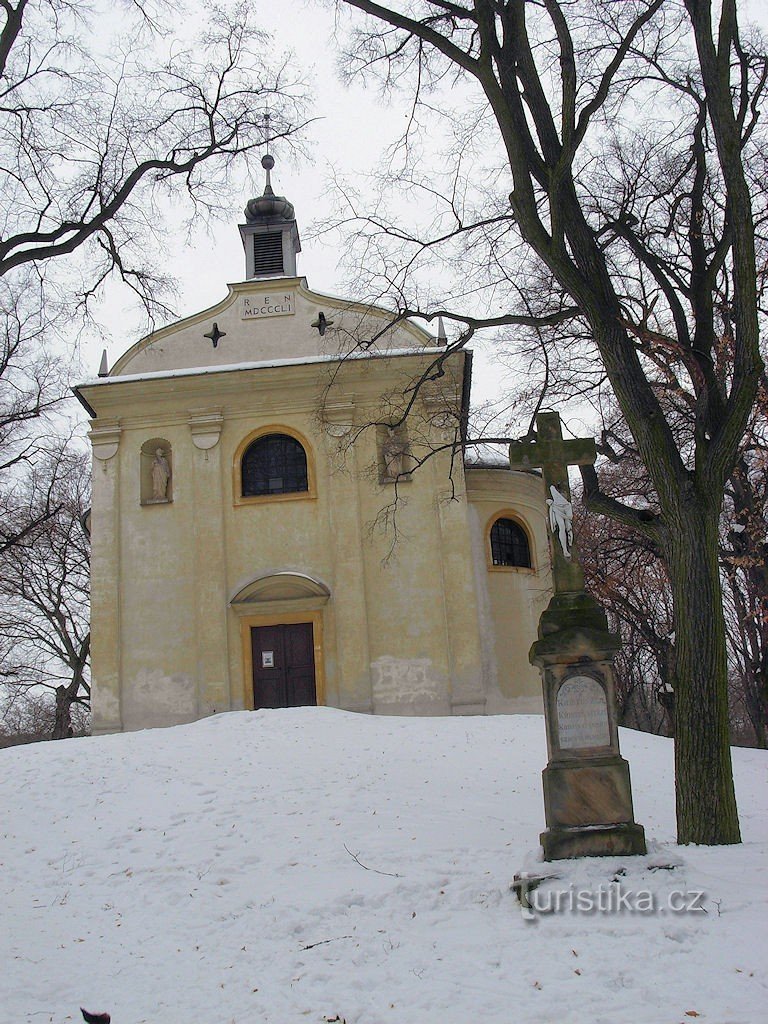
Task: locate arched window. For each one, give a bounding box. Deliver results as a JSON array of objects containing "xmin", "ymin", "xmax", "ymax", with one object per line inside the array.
[
  {"xmin": 489, "ymin": 516, "xmax": 531, "ymax": 568},
  {"xmin": 241, "ymin": 433, "xmax": 308, "ymax": 497}
]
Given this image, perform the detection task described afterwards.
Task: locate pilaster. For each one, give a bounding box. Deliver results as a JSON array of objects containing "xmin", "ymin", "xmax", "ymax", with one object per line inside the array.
[
  {"xmin": 189, "ymin": 410, "xmax": 230, "ymax": 714},
  {"xmin": 325, "ymin": 410, "xmax": 373, "ymax": 713},
  {"xmin": 88, "ymin": 420, "xmax": 123, "ymax": 734},
  {"xmin": 435, "ymin": 479, "xmax": 487, "ymax": 715}
]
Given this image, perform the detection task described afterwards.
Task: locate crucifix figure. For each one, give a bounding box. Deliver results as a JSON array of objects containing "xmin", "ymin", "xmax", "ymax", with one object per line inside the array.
[{"xmin": 508, "ymin": 411, "xmax": 596, "ymax": 595}]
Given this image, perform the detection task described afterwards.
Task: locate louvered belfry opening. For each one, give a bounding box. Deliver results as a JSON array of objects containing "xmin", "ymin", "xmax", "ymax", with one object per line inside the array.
[{"xmin": 253, "ymin": 232, "xmax": 284, "ymax": 276}]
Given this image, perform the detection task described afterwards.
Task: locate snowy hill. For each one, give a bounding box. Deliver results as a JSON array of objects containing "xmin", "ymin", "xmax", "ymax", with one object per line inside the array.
[{"xmin": 1, "ymin": 709, "xmax": 766, "ymax": 1024}]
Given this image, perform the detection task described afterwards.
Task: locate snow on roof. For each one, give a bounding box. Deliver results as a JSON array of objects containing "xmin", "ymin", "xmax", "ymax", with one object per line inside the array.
[
  {"xmin": 75, "ymin": 345, "xmax": 451, "ymax": 391},
  {"xmin": 464, "ymin": 444, "xmax": 513, "ymax": 468}
]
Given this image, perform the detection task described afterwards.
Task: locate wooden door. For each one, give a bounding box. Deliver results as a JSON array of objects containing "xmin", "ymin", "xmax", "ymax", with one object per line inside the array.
[{"xmin": 251, "ymin": 622, "xmax": 317, "ymax": 709}]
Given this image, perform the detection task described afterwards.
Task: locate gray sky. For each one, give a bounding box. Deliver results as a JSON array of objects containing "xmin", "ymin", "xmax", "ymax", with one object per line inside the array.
[
  {"xmin": 88, "ymin": 2, "xmax": 408, "ymax": 375},
  {"xmin": 84, "ymin": 0, "xmax": 768, "ymax": 432}
]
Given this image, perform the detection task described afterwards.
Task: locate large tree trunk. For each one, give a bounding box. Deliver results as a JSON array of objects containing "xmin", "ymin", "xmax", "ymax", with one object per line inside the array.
[
  {"xmin": 52, "ymin": 685, "xmax": 73, "ymax": 741},
  {"xmin": 667, "ymin": 501, "xmax": 741, "ymax": 844}
]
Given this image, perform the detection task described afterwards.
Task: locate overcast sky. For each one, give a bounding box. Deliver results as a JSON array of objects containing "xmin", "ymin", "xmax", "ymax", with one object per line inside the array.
[
  {"xmin": 87, "ymin": 2, "xmax": 411, "ymax": 375},
  {"xmin": 85, "ymin": 0, "xmax": 768, "ymax": 426}
]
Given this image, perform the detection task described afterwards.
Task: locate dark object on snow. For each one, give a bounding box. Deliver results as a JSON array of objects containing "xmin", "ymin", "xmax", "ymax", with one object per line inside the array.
[{"xmin": 81, "ymin": 1009, "xmax": 111, "ymax": 1023}]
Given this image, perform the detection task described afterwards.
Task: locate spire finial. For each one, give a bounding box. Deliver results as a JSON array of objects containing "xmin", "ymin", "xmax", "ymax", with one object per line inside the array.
[
  {"xmin": 261, "ymin": 109, "xmax": 274, "ymax": 196},
  {"xmin": 437, "ymin": 316, "xmax": 447, "ymax": 343},
  {"xmin": 261, "ymin": 153, "xmax": 275, "ymax": 196}
]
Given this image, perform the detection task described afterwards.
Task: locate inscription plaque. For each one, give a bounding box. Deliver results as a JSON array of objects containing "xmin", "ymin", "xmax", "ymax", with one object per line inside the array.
[
  {"xmin": 556, "ymin": 675, "xmax": 610, "ymax": 750},
  {"xmin": 240, "ymin": 292, "xmax": 295, "ymax": 320}
]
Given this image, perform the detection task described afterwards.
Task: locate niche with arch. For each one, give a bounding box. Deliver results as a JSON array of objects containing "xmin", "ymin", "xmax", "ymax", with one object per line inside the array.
[{"xmin": 140, "ymin": 438, "xmax": 173, "ymax": 505}]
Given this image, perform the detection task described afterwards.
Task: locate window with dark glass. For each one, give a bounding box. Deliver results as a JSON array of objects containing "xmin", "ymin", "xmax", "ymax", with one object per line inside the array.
[
  {"xmin": 490, "ymin": 517, "xmax": 531, "ymax": 568},
  {"xmin": 241, "ymin": 434, "xmax": 309, "ymax": 497}
]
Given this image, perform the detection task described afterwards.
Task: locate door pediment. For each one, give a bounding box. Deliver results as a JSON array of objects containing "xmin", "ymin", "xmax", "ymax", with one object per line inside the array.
[{"xmin": 230, "ymin": 572, "xmax": 330, "ymax": 607}]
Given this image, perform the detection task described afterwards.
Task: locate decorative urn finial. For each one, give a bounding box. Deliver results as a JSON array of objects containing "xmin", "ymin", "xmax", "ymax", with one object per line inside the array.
[{"xmin": 243, "ymin": 153, "xmax": 295, "ymax": 222}]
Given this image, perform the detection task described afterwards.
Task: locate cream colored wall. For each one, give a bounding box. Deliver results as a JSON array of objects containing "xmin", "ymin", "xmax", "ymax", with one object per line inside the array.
[
  {"xmin": 85, "ymin": 349, "xmax": 500, "ymax": 732},
  {"xmin": 83, "ymin": 283, "xmax": 551, "ymax": 732},
  {"xmin": 465, "ymin": 468, "xmax": 551, "ymax": 715},
  {"xmin": 351, "ymin": 440, "xmax": 486, "ymax": 716},
  {"xmin": 220, "ymin": 410, "xmax": 337, "ymax": 714}
]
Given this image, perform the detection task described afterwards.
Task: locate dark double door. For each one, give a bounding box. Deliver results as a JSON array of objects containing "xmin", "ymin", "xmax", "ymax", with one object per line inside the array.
[{"xmin": 251, "ymin": 622, "xmax": 317, "ymax": 709}]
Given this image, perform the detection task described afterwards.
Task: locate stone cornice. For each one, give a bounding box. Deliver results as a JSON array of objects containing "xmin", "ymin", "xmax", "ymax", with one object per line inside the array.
[
  {"xmin": 76, "ymin": 349, "xmax": 465, "ymax": 422},
  {"xmin": 464, "ymin": 465, "xmax": 546, "ymax": 510}
]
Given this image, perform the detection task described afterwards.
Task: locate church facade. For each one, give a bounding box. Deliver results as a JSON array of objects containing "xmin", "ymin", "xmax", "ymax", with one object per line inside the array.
[{"xmin": 76, "ymin": 163, "xmax": 552, "ymax": 734}]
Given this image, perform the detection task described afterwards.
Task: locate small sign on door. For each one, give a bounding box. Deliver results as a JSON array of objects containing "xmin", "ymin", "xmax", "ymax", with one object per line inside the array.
[{"xmin": 262, "ymin": 651, "xmax": 275, "ymax": 668}]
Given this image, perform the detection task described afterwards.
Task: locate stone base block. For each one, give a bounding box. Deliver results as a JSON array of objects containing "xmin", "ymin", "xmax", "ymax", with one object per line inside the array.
[
  {"xmin": 90, "ymin": 720, "xmax": 123, "ymax": 736},
  {"xmin": 541, "ymin": 821, "xmax": 647, "ymax": 860},
  {"xmin": 451, "ymin": 699, "xmax": 487, "ymax": 716},
  {"xmin": 543, "ymin": 757, "xmax": 636, "ymax": 829},
  {"xmin": 341, "ymin": 701, "xmax": 374, "ymax": 715}
]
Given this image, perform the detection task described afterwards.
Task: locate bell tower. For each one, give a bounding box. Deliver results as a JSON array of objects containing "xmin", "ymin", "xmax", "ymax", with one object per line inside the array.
[{"xmin": 239, "ymin": 153, "xmax": 302, "ymax": 280}]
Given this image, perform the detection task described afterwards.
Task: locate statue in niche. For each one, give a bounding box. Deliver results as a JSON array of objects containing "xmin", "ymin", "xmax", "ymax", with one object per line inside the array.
[
  {"xmin": 151, "ymin": 448, "xmax": 171, "ymax": 500},
  {"xmin": 547, "ymin": 484, "xmax": 573, "ymax": 559},
  {"xmin": 382, "ymin": 427, "xmax": 409, "ymax": 480}
]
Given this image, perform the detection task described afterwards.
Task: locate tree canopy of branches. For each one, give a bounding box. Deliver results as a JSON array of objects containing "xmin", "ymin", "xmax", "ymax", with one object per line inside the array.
[
  {"xmin": 574, "ymin": 469, "xmax": 675, "ymax": 737},
  {"xmin": 0, "ymin": 0, "xmax": 308, "ymax": 549},
  {"xmin": 334, "ymin": 0, "xmax": 767, "ymax": 845},
  {"xmin": 0, "ymin": 445, "xmax": 90, "ymax": 740},
  {"xmin": 577, "ymin": 384, "xmax": 768, "ymax": 750}
]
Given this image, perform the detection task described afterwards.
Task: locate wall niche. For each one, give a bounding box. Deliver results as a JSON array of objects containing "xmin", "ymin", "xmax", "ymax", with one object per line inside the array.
[
  {"xmin": 377, "ymin": 424, "xmax": 412, "ymax": 484},
  {"xmin": 140, "ymin": 438, "xmax": 173, "ymax": 505}
]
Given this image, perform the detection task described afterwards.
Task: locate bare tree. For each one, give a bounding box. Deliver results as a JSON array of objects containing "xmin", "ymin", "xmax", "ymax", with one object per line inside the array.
[
  {"xmin": 0, "ymin": 444, "xmax": 90, "ymax": 740},
  {"xmin": 576, "ymin": 423, "xmax": 768, "ymax": 749},
  {"xmin": 331, "ymin": 0, "xmax": 767, "ymax": 844},
  {"xmin": 573, "ymin": 471, "xmax": 674, "ymax": 736},
  {"xmin": 0, "ymin": 0, "xmax": 309, "ymax": 548},
  {"xmin": 0, "ymin": 271, "xmax": 71, "ymax": 553},
  {"xmin": 719, "ymin": 371, "xmax": 768, "ymax": 747},
  {"xmin": 0, "ymin": 685, "xmax": 89, "ymax": 747},
  {"xmin": 0, "ymin": 1, "xmax": 307, "ymax": 304}
]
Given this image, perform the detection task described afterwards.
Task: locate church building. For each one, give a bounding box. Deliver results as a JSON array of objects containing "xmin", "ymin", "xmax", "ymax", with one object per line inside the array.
[{"xmin": 75, "ymin": 158, "xmax": 552, "ymax": 734}]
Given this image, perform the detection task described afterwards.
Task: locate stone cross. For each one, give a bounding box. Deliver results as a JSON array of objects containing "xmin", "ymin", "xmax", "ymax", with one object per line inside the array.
[
  {"xmin": 510, "ymin": 411, "xmax": 646, "ymax": 861},
  {"xmin": 508, "ymin": 411, "xmax": 596, "ymax": 595}
]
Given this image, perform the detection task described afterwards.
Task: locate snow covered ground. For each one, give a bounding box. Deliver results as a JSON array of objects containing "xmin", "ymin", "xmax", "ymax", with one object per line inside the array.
[{"xmin": 1, "ymin": 709, "xmax": 766, "ymax": 1024}]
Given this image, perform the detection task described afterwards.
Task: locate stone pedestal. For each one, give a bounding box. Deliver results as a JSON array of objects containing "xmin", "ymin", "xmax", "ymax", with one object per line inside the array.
[{"xmin": 531, "ymin": 612, "xmax": 646, "ymax": 860}]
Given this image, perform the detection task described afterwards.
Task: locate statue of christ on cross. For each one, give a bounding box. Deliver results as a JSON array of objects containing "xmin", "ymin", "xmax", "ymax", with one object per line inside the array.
[{"xmin": 508, "ymin": 411, "xmax": 596, "ymax": 595}]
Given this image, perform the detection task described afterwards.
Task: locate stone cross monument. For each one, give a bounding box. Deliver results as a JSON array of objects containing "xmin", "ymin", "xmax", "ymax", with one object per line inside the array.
[{"xmin": 509, "ymin": 411, "xmax": 646, "ymax": 860}]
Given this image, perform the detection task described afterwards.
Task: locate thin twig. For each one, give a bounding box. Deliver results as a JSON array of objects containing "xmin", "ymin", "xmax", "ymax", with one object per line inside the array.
[
  {"xmin": 343, "ymin": 844, "xmax": 403, "ymax": 878},
  {"xmin": 301, "ymin": 935, "xmax": 354, "ymax": 951}
]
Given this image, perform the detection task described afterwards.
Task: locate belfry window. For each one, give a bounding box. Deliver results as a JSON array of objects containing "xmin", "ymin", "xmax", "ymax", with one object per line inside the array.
[
  {"xmin": 241, "ymin": 433, "xmax": 308, "ymax": 497},
  {"xmin": 490, "ymin": 517, "xmax": 531, "ymax": 568},
  {"xmin": 252, "ymin": 232, "xmax": 284, "ymax": 276}
]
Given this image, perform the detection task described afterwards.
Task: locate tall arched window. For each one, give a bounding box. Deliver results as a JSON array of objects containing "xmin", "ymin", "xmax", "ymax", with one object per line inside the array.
[
  {"xmin": 241, "ymin": 433, "xmax": 308, "ymax": 497},
  {"xmin": 489, "ymin": 516, "xmax": 531, "ymax": 568}
]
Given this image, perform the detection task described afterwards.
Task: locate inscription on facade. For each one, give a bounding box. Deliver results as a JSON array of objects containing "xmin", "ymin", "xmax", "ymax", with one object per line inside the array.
[
  {"xmin": 556, "ymin": 674, "xmax": 610, "ymax": 750},
  {"xmin": 240, "ymin": 292, "xmax": 295, "ymax": 319}
]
